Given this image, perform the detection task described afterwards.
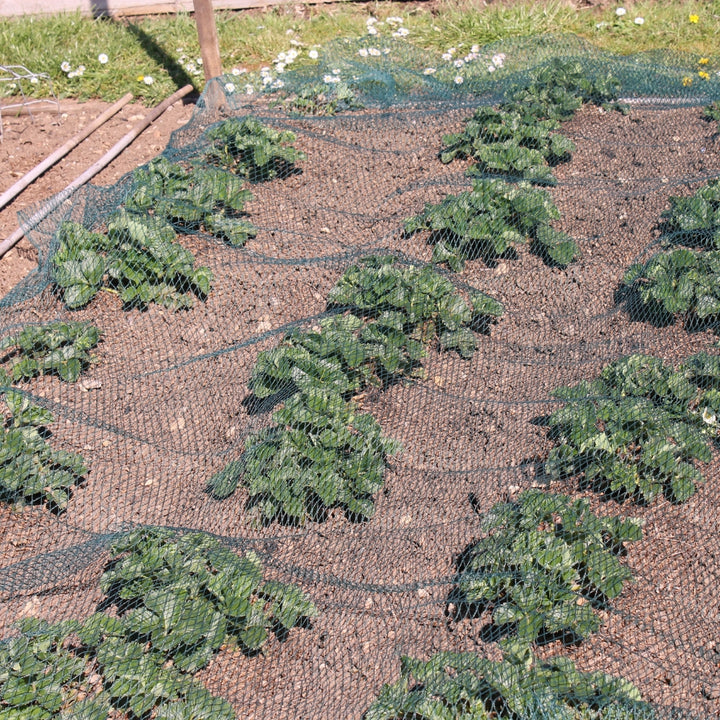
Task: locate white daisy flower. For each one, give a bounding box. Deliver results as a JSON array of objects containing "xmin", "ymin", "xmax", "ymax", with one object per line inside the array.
[
  {"xmin": 423, "ymin": 67, "xmax": 437, "ymax": 75},
  {"xmin": 616, "ymin": 6, "xmax": 626, "ymax": 15},
  {"xmin": 634, "ymin": 16, "xmax": 644, "ymax": 24},
  {"xmin": 224, "ymin": 82, "xmax": 235, "ymax": 93},
  {"xmin": 98, "ymin": 53, "xmax": 108, "ymax": 64},
  {"xmin": 61, "ymin": 61, "xmax": 71, "ymax": 73},
  {"xmin": 454, "ymin": 75, "xmax": 464, "ymax": 84},
  {"xmin": 143, "ymin": 75, "xmax": 154, "ymax": 85},
  {"xmin": 308, "ymin": 49, "xmax": 319, "ymax": 60}
]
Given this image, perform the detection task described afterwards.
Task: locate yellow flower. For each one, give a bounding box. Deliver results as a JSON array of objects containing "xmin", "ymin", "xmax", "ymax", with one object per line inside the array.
[
  {"xmin": 682, "ymin": 76, "xmax": 693, "ymax": 86},
  {"xmin": 689, "ymin": 14, "xmax": 699, "ymax": 23},
  {"xmin": 699, "ymin": 70, "xmax": 710, "ymax": 80},
  {"xmin": 699, "ymin": 57, "xmax": 710, "ymax": 64},
  {"xmin": 137, "ymin": 75, "xmax": 145, "ymax": 82}
]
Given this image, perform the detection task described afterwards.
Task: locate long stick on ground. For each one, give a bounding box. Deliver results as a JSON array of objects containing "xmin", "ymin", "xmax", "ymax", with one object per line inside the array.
[
  {"xmin": 0, "ymin": 92, "xmax": 134, "ymax": 214},
  {"xmin": 0, "ymin": 83, "xmax": 194, "ymax": 260}
]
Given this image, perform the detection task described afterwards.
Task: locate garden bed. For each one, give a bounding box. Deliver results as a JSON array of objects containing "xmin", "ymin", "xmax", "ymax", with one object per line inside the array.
[{"xmin": 1, "ymin": 88, "xmax": 720, "ymax": 718}]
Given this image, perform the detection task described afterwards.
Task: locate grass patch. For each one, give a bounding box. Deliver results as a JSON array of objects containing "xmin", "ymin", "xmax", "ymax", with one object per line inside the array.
[{"xmin": 0, "ymin": 0, "xmax": 718, "ymax": 105}]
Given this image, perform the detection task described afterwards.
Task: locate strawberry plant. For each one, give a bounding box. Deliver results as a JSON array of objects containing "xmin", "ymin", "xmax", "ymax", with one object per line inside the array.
[
  {"xmin": 1, "ymin": 321, "xmax": 101, "ymax": 383},
  {"xmin": 660, "ymin": 179, "xmax": 720, "ymax": 249},
  {"xmin": 623, "ymin": 248, "xmax": 720, "ymax": 326},
  {"xmin": 365, "ymin": 639, "xmax": 652, "ymax": 720},
  {"xmin": 52, "ymin": 212, "xmax": 213, "ymax": 310},
  {"xmin": 281, "ymin": 81, "xmax": 363, "ymax": 116},
  {"xmin": 204, "ymin": 116, "xmax": 306, "ymax": 182},
  {"xmin": 404, "ymin": 178, "xmax": 577, "ymax": 270},
  {"xmin": 99, "ymin": 527, "xmax": 316, "ymax": 656},
  {"xmin": 127, "ymin": 156, "xmax": 257, "ymax": 247},
  {"xmin": 703, "ymin": 101, "xmax": 720, "ymax": 130},
  {"xmin": 0, "ymin": 617, "xmax": 88, "ymax": 720},
  {"xmin": 326, "ymin": 256, "xmax": 503, "ymax": 358},
  {"xmin": 236, "ymin": 388, "xmax": 401, "ymax": 524},
  {"xmin": 545, "ymin": 354, "xmax": 713, "ymax": 504},
  {"xmin": 0, "ymin": 390, "xmax": 87, "ymax": 511},
  {"xmin": 502, "ymin": 58, "xmax": 627, "ymax": 122},
  {"xmin": 440, "ymin": 106, "xmax": 574, "ymax": 185},
  {"xmin": 454, "ymin": 489, "xmax": 642, "ymax": 644}
]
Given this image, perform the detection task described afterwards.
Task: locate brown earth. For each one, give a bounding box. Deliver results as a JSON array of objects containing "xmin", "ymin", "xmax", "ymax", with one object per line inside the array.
[{"xmin": 1, "ymin": 78, "xmax": 720, "ymax": 719}]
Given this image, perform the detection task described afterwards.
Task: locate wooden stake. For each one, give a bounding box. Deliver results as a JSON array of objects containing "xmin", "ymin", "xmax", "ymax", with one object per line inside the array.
[
  {"xmin": 0, "ymin": 84, "xmax": 194, "ymax": 260},
  {"xmin": 0, "ymin": 92, "xmax": 133, "ymax": 214},
  {"xmin": 193, "ymin": 0, "xmax": 223, "ymax": 82}
]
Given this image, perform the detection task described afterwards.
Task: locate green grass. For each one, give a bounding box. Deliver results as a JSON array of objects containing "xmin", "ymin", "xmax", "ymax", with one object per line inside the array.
[{"xmin": 0, "ymin": 0, "xmax": 719, "ymax": 105}]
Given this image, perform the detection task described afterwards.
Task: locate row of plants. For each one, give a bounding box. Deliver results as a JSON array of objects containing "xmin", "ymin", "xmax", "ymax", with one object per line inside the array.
[
  {"xmin": 0, "ymin": 320, "xmax": 103, "ymax": 511},
  {"xmin": 406, "ymin": 59, "xmax": 628, "ymax": 274},
  {"xmin": 0, "ymin": 527, "xmax": 316, "ymax": 719},
  {"xmin": 51, "ymin": 116, "xmax": 305, "ymax": 311},
  {"xmin": 206, "ymin": 255, "xmax": 503, "ymax": 525}
]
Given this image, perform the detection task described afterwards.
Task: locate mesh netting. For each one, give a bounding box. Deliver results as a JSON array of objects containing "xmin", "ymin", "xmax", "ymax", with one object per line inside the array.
[{"xmin": 3, "ymin": 33, "xmax": 720, "ymax": 719}]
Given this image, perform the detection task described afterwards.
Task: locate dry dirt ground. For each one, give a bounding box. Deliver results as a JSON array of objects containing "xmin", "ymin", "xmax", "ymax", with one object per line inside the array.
[{"xmin": 1, "ymin": 62, "xmax": 720, "ymax": 719}]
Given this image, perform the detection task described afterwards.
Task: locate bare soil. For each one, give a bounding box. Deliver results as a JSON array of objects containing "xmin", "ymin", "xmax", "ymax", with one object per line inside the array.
[{"xmin": 1, "ymin": 88, "xmax": 720, "ymax": 719}]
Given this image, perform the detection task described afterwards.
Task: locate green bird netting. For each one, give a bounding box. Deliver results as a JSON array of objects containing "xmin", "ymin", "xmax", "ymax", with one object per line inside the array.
[{"xmin": 3, "ymin": 33, "xmax": 720, "ymax": 720}]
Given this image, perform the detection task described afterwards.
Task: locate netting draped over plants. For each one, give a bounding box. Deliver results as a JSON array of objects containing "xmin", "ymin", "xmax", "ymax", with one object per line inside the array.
[{"xmin": 3, "ymin": 33, "xmax": 720, "ymax": 719}]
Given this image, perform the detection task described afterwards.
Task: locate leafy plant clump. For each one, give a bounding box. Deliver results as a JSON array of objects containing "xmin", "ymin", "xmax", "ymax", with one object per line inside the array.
[
  {"xmin": 0, "ymin": 617, "xmax": 89, "ymax": 720},
  {"xmin": 703, "ymin": 100, "xmax": 720, "ymax": 130},
  {"xmin": 455, "ymin": 489, "xmax": 642, "ymax": 644},
  {"xmin": 365, "ymin": 640, "xmax": 652, "ymax": 720},
  {"xmin": 404, "ymin": 178, "xmax": 577, "ymax": 270},
  {"xmin": 545, "ymin": 354, "xmax": 717, "ymax": 504},
  {"xmin": 0, "ymin": 321, "xmax": 101, "ymax": 383},
  {"xmin": 127, "ymin": 156, "xmax": 258, "ymax": 247},
  {"xmin": 52, "ymin": 212, "xmax": 213, "ymax": 310},
  {"xmin": 281, "ymin": 81, "xmax": 364, "ymax": 116},
  {"xmin": 0, "ymin": 390, "xmax": 87, "ymax": 511},
  {"xmin": 99, "ymin": 527, "xmax": 317, "ymax": 659},
  {"xmin": 0, "ymin": 617, "xmax": 235, "ymax": 720},
  {"xmin": 660, "ymin": 178, "xmax": 720, "ymax": 249},
  {"xmin": 503, "ymin": 58, "xmax": 628, "ymax": 122},
  {"xmin": 204, "ymin": 116, "xmax": 306, "ymax": 182},
  {"xmin": 623, "ymin": 248, "xmax": 720, "ymax": 326},
  {"xmin": 440, "ymin": 60, "xmax": 625, "ymax": 185},
  {"xmin": 238, "ymin": 389, "xmax": 402, "ymax": 524},
  {"xmin": 440, "ymin": 105, "xmax": 574, "ymax": 185}
]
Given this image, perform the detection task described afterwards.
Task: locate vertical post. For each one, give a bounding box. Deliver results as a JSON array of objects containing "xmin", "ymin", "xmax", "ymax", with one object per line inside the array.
[{"xmin": 193, "ymin": 0, "xmax": 223, "ymax": 82}]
